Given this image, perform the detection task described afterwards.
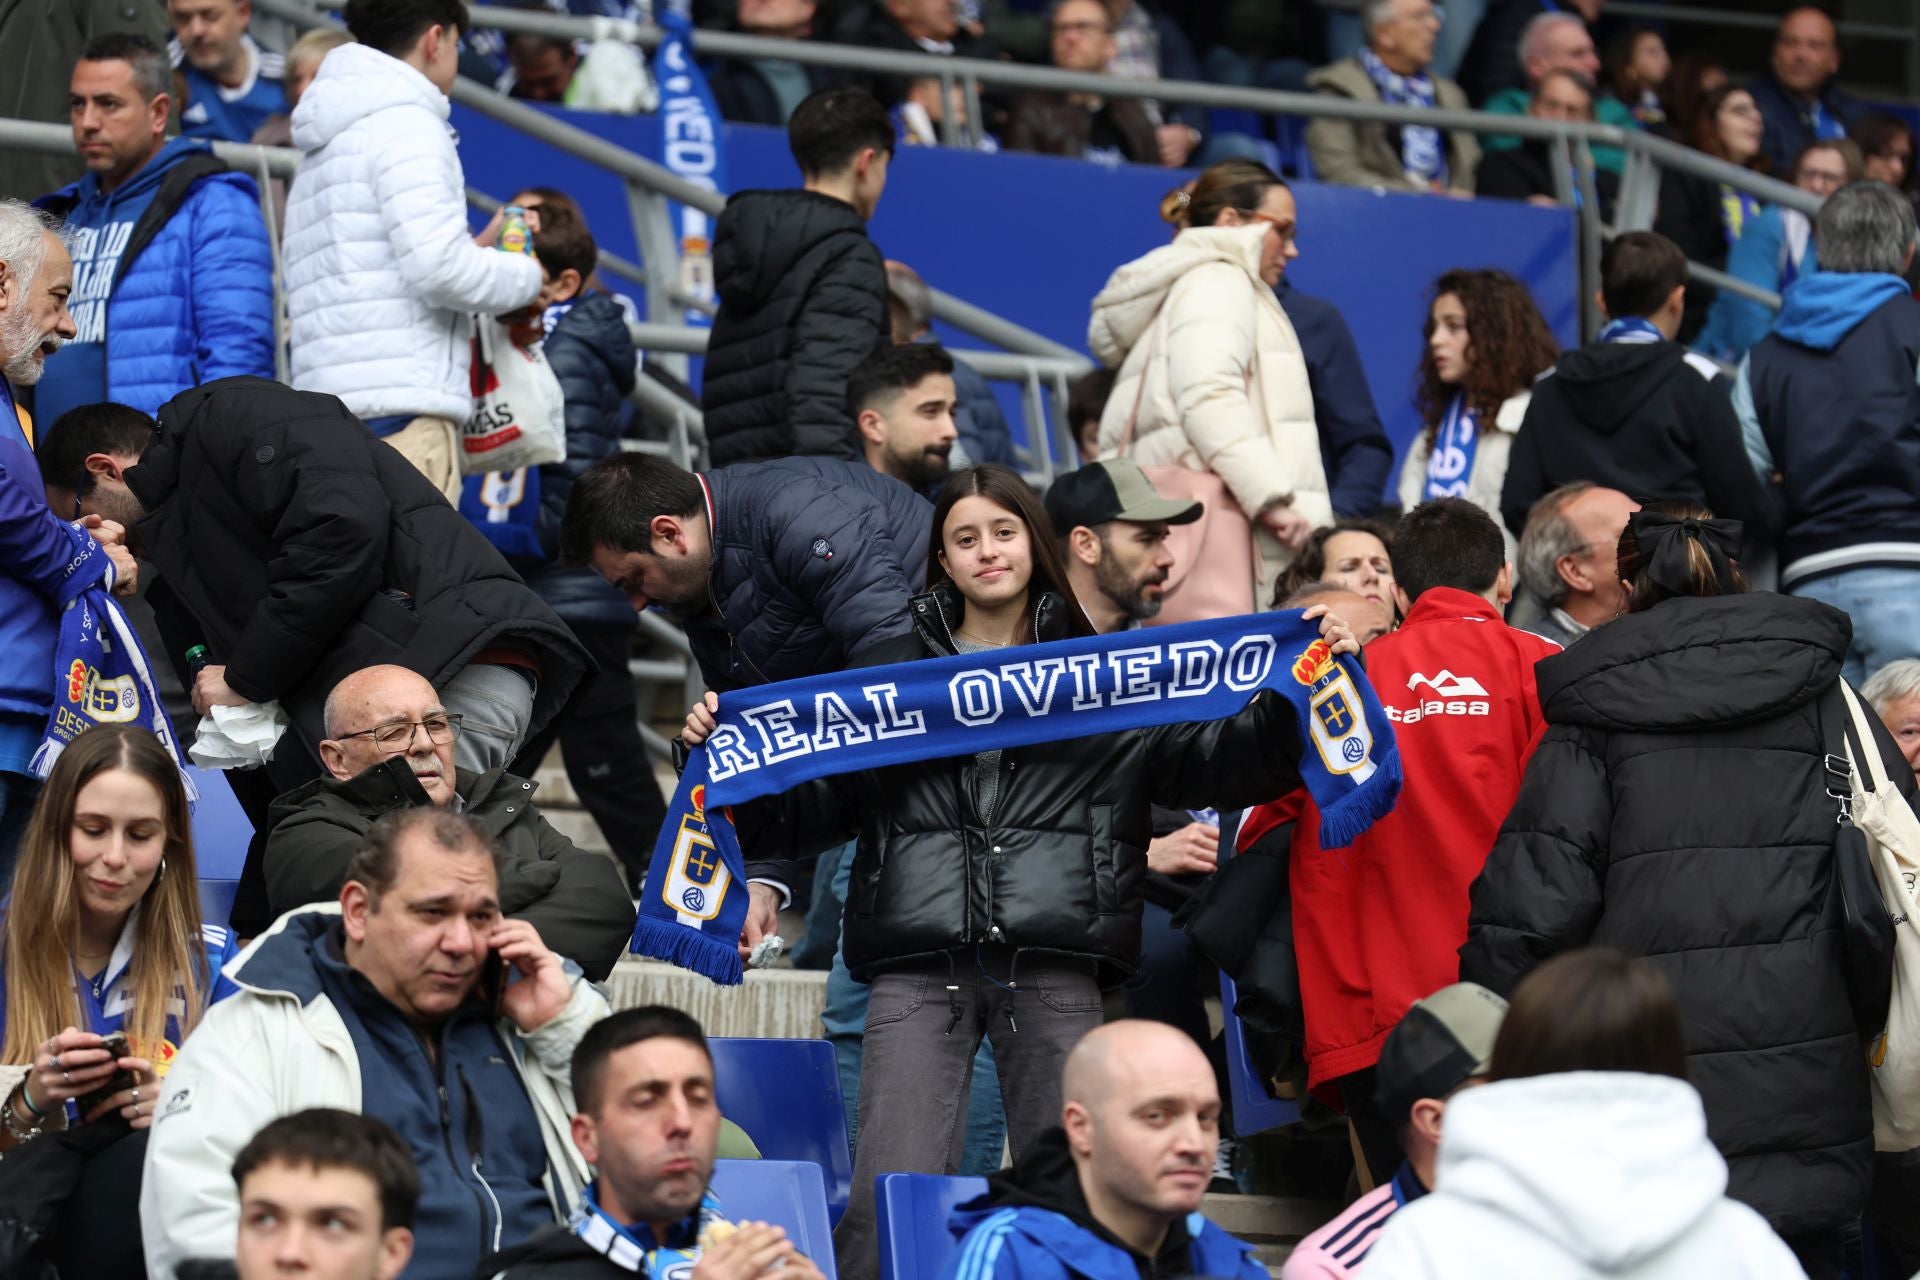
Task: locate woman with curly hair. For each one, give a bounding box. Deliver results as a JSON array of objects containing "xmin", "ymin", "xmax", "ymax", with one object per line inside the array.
[{"xmin": 1397, "ymin": 270, "xmax": 1558, "ymax": 555}]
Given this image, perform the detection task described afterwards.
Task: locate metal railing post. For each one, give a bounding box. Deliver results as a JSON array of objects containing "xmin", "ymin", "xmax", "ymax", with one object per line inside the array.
[
  {"xmin": 1614, "ymin": 136, "xmax": 1659, "ymax": 234},
  {"xmin": 1573, "ymin": 137, "xmax": 1604, "ymax": 342},
  {"xmin": 938, "ymin": 66, "xmax": 961, "ymax": 149},
  {"xmin": 253, "ymin": 152, "xmax": 290, "ymax": 383},
  {"xmin": 625, "ymin": 180, "xmax": 690, "ymax": 377}
]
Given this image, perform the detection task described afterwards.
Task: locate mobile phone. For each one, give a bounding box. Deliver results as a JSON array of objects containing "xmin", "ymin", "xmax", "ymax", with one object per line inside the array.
[
  {"xmin": 74, "ymin": 1032, "xmax": 136, "ymax": 1120},
  {"xmin": 481, "ymin": 950, "xmax": 508, "ymax": 1018}
]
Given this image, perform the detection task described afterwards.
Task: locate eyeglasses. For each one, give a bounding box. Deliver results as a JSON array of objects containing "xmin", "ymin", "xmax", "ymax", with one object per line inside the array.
[
  {"xmin": 1247, "ymin": 211, "xmax": 1299, "ymax": 246},
  {"xmin": 335, "ymin": 713, "xmax": 464, "ymax": 750},
  {"xmin": 1050, "ymin": 19, "xmax": 1109, "ymax": 35}
]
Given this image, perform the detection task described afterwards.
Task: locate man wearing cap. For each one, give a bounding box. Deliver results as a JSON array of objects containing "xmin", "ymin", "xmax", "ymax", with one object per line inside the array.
[
  {"xmin": 1282, "ymin": 984, "xmax": 1509, "ymax": 1278},
  {"xmin": 1042, "ymin": 458, "xmax": 1202, "ymax": 636},
  {"xmin": 1046, "ymin": 459, "xmax": 1241, "ymax": 1186}
]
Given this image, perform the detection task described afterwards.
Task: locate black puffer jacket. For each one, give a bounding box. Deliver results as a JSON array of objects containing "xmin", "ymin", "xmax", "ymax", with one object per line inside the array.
[
  {"xmin": 1460, "ymin": 592, "xmax": 1888, "ymax": 1237},
  {"xmin": 702, "ymin": 189, "xmax": 887, "ymax": 466},
  {"xmin": 737, "ymin": 582, "xmax": 1307, "ymax": 985},
  {"xmin": 688, "ymin": 457, "xmax": 930, "ymax": 690},
  {"xmin": 520, "ymin": 292, "xmax": 638, "ymax": 630},
  {"xmin": 127, "ymin": 378, "xmax": 589, "ymax": 754}
]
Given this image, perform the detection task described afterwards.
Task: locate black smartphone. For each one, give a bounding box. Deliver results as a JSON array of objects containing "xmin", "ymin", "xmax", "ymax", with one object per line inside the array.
[
  {"xmin": 75, "ymin": 1031, "xmax": 136, "ymax": 1120},
  {"xmin": 480, "ymin": 949, "xmax": 508, "ymax": 1018}
]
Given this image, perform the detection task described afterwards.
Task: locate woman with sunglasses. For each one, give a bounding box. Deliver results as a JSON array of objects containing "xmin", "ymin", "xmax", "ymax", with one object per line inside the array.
[{"xmin": 260, "ymin": 664, "xmax": 633, "ymax": 981}]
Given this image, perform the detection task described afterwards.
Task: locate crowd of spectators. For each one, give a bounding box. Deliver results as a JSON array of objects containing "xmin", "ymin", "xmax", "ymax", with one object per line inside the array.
[{"xmin": 1, "ymin": 0, "xmax": 1919, "ymax": 1279}]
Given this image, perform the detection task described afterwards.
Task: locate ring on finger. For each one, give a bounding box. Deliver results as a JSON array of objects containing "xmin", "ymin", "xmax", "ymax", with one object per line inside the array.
[
  {"xmin": 49, "ymin": 1054, "xmax": 61, "ymax": 1072},
  {"xmin": 131, "ymin": 1086, "xmax": 140, "ymax": 1104}
]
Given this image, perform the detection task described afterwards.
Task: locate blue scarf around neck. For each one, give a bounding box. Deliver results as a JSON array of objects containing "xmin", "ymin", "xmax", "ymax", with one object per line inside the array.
[
  {"xmin": 29, "ymin": 523, "xmax": 192, "ymax": 795},
  {"xmin": 1423, "ymin": 392, "xmax": 1481, "ymax": 501},
  {"xmin": 1599, "ymin": 316, "xmax": 1664, "ymax": 344},
  {"xmin": 633, "ymin": 609, "xmax": 1402, "ymax": 984},
  {"xmin": 1361, "ymin": 49, "xmax": 1447, "ymax": 185},
  {"xmin": 569, "ymin": 1184, "xmax": 727, "ymax": 1274}
]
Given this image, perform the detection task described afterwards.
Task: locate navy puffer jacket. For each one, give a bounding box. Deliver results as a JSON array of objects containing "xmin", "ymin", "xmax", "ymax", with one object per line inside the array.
[
  {"xmin": 686, "ymin": 457, "xmax": 930, "ymax": 691},
  {"xmin": 521, "ymin": 293, "xmax": 639, "ymax": 629}
]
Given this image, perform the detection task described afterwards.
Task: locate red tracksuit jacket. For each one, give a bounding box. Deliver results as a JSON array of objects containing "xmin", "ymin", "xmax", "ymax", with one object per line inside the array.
[{"xmin": 1239, "ymin": 587, "xmax": 1557, "ymax": 1103}]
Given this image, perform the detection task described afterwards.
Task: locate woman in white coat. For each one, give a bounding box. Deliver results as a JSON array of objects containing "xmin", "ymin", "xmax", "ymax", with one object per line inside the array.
[
  {"xmin": 1398, "ymin": 269, "xmax": 1557, "ymax": 557},
  {"xmin": 1089, "ymin": 160, "xmax": 1331, "ymax": 609},
  {"xmin": 1364, "ymin": 949, "xmax": 1808, "ymax": 1280}
]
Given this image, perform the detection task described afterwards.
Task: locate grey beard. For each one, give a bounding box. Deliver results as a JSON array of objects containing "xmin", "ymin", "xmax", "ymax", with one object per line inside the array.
[{"xmin": 1, "ymin": 308, "xmax": 55, "ymax": 386}]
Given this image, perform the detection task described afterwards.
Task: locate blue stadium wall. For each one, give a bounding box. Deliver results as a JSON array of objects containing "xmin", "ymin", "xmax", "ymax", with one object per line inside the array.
[{"xmin": 453, "ymin": 104, "xmax": 1579, "ymax": 499}]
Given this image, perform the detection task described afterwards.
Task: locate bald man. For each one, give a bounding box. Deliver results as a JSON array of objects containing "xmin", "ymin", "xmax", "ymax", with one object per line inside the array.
[
  {"xmin": 941, "ymin": 1021, "xmax": 1268, "ymax": 1280},
  {"xmin": 260, "ymin": 664, "xmax": 633, "ymax": 980},
  {"xmin": 1751, "ymin": 7, "xmax": 1865, "ymax": 174}
]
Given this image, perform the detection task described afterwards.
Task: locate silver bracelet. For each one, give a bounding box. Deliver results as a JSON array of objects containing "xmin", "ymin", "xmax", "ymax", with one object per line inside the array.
[{"xmin": 1, "ymin": 1086, "xmax": 43, "ymax": 1144}]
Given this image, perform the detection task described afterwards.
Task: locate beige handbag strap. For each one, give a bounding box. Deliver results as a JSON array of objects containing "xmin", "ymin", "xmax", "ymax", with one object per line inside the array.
[{"xmin": 1839, "ymin": 683, "xmax": 1901, "ymax": 795}]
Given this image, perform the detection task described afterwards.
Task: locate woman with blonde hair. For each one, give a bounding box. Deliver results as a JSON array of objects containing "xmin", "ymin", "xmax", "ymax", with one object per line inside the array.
[
  {"xmin": 1399, "ymin": 268, "xmax": 1557, "ymax": 557},
  {"xmin": 1089, "ymin": 159, "xmax": 1330, "ymax": 609},
  {"xmin": 0, "ymin": 724, "xmax": 238, "ymax": 1154}
]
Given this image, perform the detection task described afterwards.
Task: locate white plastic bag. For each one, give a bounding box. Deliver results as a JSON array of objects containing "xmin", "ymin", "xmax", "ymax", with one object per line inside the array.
[
  {"xmin": 463, "ymin": 316, "xmax": 566, "ymax": 475},
  {"xmin": 568, "ymin": 36, "xmax": 657, "ymax": 115}
]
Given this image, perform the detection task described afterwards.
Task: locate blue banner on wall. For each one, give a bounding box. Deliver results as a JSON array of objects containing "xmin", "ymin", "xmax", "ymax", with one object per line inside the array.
[{"xmin": 650, "ymin": 7, "xmax": 726, "ymax": 327}]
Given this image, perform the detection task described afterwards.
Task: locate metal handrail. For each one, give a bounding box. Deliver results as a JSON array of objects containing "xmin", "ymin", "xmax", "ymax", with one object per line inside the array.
[{"xmin": 1606, "ymin": 1, "xmax": 1915, "ymax": 44}]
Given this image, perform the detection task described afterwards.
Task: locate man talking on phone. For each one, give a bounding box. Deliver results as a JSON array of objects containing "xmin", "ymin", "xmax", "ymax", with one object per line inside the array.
[{"xmin": 139, "ymin": 807, "xmax": 610, "ymax": 1280}]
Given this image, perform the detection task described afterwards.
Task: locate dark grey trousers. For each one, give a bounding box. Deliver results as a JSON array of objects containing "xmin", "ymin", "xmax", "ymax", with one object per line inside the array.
[{"xmin": 831, "ymin": 948, "xmax": 1103, "ymax": 1280}]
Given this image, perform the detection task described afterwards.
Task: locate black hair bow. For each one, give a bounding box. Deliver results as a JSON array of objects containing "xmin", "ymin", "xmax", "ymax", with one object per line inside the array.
[{"xmin": 1626, "ymin": 510, "xmax": 1744, "ymax": 596}]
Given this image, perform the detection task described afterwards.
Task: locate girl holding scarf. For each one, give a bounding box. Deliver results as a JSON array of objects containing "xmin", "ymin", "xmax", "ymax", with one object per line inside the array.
[
  {"xmin": 1655, "ymin": 84, "xmax": 1771, "ymax": 342},
  {"xmin": 682, "ymin": 464, "xmax": 1357, "ymax": 1280},
  {"xmin": 1397, "ymin": 269, "xmax": 1558, "ymax": 559},
  {"xmin": 0, "ymin": 724, "xmax": 238, "ymax": 1273}
]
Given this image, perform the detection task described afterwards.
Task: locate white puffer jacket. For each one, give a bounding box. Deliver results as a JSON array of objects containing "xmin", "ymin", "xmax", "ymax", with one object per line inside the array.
[
  {"xmin": 284, "ymin": 44, "xmax": 541, "ymax": 422},
  {"xmin": 1397, "ymin": 389, "xmax": 1531, "ymax": 562},
  {"xmin": 1089, "ymin": 225, "xmax": 1330, "ymax": 589}
]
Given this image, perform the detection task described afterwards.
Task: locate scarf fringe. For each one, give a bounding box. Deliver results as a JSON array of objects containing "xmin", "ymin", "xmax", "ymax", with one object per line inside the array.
[
  {"xmin": 1315, "ymin": 742, "xmax": 1402, "ymax": 849},
  {"xmin": 631, "ymin": 917, "xmax": 744, "ymax": 986}
]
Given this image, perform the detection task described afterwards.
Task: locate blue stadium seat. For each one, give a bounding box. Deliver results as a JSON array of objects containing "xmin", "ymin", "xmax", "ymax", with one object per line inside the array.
[
  {"xmin": 708, "ymin": 1038, "xmax": 853, "ymax": 1226},
  {"xmin": 875, "ymin": 1173, "xmax": 988, "ymax": 1280},
  {"xmin": 188, "ymin": 764, "xmax": 253, "ymax": 931},
  {"xmin": 1222, "ymin": 969, "xmax": 1301, "ymax": 1137},
  {"xmin": 710, "ymin": 1159, "xmax": 839, "ymax": 1280}
]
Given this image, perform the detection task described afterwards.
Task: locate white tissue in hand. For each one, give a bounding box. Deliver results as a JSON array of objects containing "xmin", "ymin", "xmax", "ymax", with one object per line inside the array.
[
  {"xmin": 188, "ymin": 701, "xmax": 290, "ymax": 769},
  {"xmin": 748, "ymin": 934, "xmax": 785, "ymax": 970}
]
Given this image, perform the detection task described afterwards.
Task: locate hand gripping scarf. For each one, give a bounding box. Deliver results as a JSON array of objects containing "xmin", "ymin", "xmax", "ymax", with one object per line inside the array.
[{"xmin": 633, "ymin": 609, "xmax": 1403, "ymax": 984}]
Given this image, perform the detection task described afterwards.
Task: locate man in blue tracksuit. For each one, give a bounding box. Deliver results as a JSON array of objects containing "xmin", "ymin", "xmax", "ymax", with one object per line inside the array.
[
  {"xmin": 1735, "ymin": 180, "xmax": 1920, "ymax": 685},
  {"xmin": 34, "ymin": 31, "xmax": 273, "ymax": 426},
  {"xmin": 941, "ymin": 1021, "xmax": 1268, "ymax": 1280}
]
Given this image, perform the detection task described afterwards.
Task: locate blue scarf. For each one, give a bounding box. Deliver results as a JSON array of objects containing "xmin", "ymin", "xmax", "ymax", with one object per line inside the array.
[
  {"xmin": 568, "ymin": 1184, "xmax": 727, "ymax": 1273},
  {"xmin": 1423, "ymin": 392, "xmax": 1480, "ymax": 501},
  {"xmin": 1718, "ymin": 184, "xmax": 1761, "ymax": 247},
  {"xmin": 459, "ymin": 466, "xmax": 545, "ymax": 560},
  {"xmin": 651, "ymin": 10, "xmax": 727, "ymax": 328},
  {"xmin": 1599, "ymin": 316, "xmax": 1664, "ymax": 344},
  {"xmin": 29, "ymin": 526, "xmax": 192, "ymax": 795},
  {"xmin": 1361, "ymin": 49, "xmax": 1446, "ymax": 186},
  {"xmin": 634, "ymin": 610, "xmax": 1402, "ymax": 984}
]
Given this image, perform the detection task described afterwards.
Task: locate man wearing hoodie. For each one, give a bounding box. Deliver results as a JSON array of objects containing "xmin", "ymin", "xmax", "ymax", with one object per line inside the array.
[
  {"xmin": 941, "ymin": 1020, "xmax": 1268, "ymax": 1280},
  {"xmin": 283, "ymin": 0, "xmax": 544, "ymax": 504},
  {"xmin": 1737, "ymin": 180, "xmax": 1920, "ymax": 684},
  {"xmin": 34, "ymin": 31, "xmax": 275, "ymax": 427},
  {"xmin": 1500, "ymin": 232, "xmax": 1772, "ymax": 551},
  {"xmin": 702, "ymin": 87, "xmax": 891, "ymax": 466}
]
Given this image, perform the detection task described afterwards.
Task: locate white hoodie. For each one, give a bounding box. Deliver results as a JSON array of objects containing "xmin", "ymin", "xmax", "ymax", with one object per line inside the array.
[
  {"xmin": 1362, "ymin": 1073, "xmax": 1807, "ymax": 1279},
  {"xmin": 283, "ymin": 43, "xmax": 541, "ymax": 422}
]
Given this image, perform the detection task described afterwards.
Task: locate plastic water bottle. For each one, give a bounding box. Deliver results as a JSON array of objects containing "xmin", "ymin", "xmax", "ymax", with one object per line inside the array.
[{"xmin": 185, "ymin": 644, "xmax": 211, "ymax": 679}]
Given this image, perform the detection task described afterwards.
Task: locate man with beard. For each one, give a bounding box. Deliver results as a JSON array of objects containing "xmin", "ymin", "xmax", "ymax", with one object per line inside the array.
[
  {"xmin": 850, "ymin": 340, "xmax": 958, "ymax": 493},
  {"xmin": 0, "ymin": 200, "xmax": 134, "ymax": 870},
  {"xmin": 561, "ymin": 452, "xmax": 931, "ymax": 694},
  {"xmin": 482, "ymin": 1006, "xmax": 829, "ymax": 1279}
]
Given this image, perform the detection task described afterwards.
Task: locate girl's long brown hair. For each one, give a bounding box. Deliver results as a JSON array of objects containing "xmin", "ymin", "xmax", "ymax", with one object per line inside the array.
[
  {"xmin": 1687, "ymin": 84, "xmax": 1772, "ymax": 173},
  {"xmin": 1415, "ymin": 268, "xmax": 1559, "ymax": 443},
  {"xmin": 927, "ymin": 464, "xmax": 1095, "ymax": 643},
  {"xmin": 3, "ymin": 726, "xmax": 210, "ymax": 1064}
]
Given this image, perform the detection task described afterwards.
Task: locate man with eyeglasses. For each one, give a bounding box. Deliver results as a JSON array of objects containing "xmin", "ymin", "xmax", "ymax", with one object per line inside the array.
[
  {"xmin": 1003, "ymin": 0, "xmax": 1158, "ymax": 165},
  {"xmin": 261, "ymin": 664, "xmax": 633, "ymax": 982}
]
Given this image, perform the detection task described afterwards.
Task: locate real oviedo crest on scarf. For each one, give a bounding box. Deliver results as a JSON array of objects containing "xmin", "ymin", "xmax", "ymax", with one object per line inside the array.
[
  {"xmin": 660, "ymin": 783, "xmax": 733, "ymax": 924},
  {"xmin": 1293, "ymin": 638, "xmax": 1378, "ymax": 783}
]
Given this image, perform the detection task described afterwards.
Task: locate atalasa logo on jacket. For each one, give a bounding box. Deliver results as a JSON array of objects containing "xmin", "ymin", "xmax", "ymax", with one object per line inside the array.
[{"xmin": 634, "ymin": 610, "xmax": 1405, "ymax": 984}]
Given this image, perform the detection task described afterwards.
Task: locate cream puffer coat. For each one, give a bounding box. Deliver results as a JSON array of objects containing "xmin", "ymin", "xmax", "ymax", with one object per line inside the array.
[{"xmin": 1089, "ymin": 224, "xmax": 1331, "ymax": 597}]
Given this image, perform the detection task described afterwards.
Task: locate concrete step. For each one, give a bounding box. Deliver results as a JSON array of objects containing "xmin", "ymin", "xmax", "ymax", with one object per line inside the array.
[{"xmin": 607, "ymin": 957, "xmax": 828, "ymax": 1039}]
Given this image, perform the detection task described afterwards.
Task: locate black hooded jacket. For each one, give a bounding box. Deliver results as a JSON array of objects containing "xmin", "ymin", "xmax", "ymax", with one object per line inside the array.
[
  {"xmin": 735, "ymin": 582, "xmax": 1306, "ymax": 985},
  {"xmin": 702, "ymin": 189, "xmax": 888, "ymax": 466},
  {"xmin": 1460, "ymin": 592, "xmax": 1894, "ymax": 1236},
  {"xmin": 125, "ymin": 378, "xmax": 588, "ymax": 757},
  {"xmin": 1499, "ymin": 339, "xmax": 1775, "ymax": 544}
]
